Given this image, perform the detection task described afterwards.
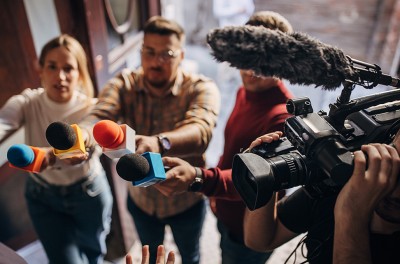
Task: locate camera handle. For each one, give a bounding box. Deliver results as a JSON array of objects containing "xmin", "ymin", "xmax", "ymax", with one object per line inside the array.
[{"xmin": 328, "ymin": 88, "xmax": 400, "ymax": 132}]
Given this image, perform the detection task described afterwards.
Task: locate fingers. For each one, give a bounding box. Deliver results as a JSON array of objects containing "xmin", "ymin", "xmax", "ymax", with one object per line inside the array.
[
  {"xmin": 45, "ymin": 148, "xmax": 56, "ymax": 166},
  {"xmin": 248, "ymin": 138, "xmax": 263, "ymax": 150},
  {"xmin": 249, "ymin": 131, "xmax": 283, "ymax": 149},
  {"xmin": 156, "ymin": 245, "xmax": 166, "ymax": 264},
  {"xmin": 141, "ymin": 245, "xmax": 150, "ymax": 264},
  {"xmin": 128, "ymin": 245, "xmax": 174, "ymax": 264},
  {"xmin": 156, "ymin": 163, "xmax": 194, "ymax": 196},
  {"xmin": 135, "ymin": 135, "xmax": 159, "ymax": 154},
  {"xmin": 162, "ymin": 157, "xmax": 184, "ymax": 168},
  {"xmin": 358, "ymin": 144, "xmax": 400, "ymax": 192},
  {"xmin": 351, "ymin": 150, "xmax": 367, "ymax": 182},
  {"xmin": 361, "ymin": 144, "xmax": 387, "ymax": 181},
  {"xmin": 361, "ymin": 144, "xmax": 391, "ymax": 178},
  {"xmin": 337, "ymin": 143, "xmax": 400, "ymax": 221},
  {"xmin": 387, "ymin": 145, "xmax": 400, "ymax": 186},
  {"xmin": 154, "ymin": 245, "xmax": 175, "ymax": 264},
  {"xmin": 166, "ymin": 251, "xmax": 175, "ymax": 264},
  {"xmin": 62, "ymin": 153, "xmax": 89, "ymax": 165},
  {"xmin": 126, "ymin": 253, "xmax": 133, "ymax": 264}
]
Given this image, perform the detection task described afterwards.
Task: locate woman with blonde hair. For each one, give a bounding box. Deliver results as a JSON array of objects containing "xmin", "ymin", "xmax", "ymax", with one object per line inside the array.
[{"xmin": 0, "ymin": 34, "xmax": 113, "ymax": 264}]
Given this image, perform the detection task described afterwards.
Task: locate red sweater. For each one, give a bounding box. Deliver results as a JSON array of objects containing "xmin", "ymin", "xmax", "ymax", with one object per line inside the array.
[{"xmin": 201, "ymin": 81, "xmax": 293, "ymax": 241}]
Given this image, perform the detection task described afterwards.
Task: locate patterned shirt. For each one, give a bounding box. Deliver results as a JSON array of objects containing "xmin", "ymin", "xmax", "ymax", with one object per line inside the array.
[{"xmin": 82, "ymin": 67, "xmax": 220, "ymax": 218}]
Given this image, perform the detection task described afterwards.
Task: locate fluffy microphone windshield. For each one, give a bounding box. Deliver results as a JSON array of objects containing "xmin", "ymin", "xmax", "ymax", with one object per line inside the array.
[
  {"xmin": 207, "ymin": 26, "xmax": 357, "ymax": 90},
  {"xmin": 116, "ymin": 153, "xmax": 150, "ymax": 182},
  {"xmin": 93, "ymin": 120, "xmax": 124, "ymax": 148},
  {"xmin": 46, "ymin": 122, "xmax": 76, "ymax": 150}
]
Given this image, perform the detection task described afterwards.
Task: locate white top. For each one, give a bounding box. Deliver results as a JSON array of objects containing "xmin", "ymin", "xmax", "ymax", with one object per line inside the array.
[
  {"xmin": 213, "ymin": 0, "xmax": 255, "ymax": 27},
  {"xmin": 0, "ymin": 88, "xmax": 103, "ymax": 185}
]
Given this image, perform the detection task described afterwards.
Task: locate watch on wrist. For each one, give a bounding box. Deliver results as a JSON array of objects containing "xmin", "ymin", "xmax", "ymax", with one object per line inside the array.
[
  {"xmin": 157, "ymin": 134, "xmax": 171, "ymax": 155},
  {"xmin": 189, "ymin": 167, "xmax": 204, "ymax": 192}
]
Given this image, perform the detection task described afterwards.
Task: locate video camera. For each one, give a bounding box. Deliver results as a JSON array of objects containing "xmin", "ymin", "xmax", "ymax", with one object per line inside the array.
[{"xmin": 232, "ymin": 58, "xmax": 400, "ymax": 211}]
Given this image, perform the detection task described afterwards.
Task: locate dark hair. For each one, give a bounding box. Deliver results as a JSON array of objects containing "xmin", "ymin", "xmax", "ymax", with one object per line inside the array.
[
  {"xmin": 39, "ymin": 34, "xmax": 94, "ymax": 98},
  {"xmin": 143, "ymin": 16, "xmax": 185, "ymax": 41},
  {"xmin": 246, "ymin": 11, "xmax": 293, "ymax": 33}
]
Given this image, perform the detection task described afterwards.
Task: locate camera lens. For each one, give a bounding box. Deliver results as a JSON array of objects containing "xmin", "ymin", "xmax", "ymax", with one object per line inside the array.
[{"xmin": 232, "ymin": 151, "xmax": 309, "ymax": 210}]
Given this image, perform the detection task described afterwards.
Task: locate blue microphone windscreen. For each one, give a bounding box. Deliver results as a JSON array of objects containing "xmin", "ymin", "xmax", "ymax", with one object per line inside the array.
[{"xmin": 7, "ymin": 144, "xmax": 35, "ymax": 167}]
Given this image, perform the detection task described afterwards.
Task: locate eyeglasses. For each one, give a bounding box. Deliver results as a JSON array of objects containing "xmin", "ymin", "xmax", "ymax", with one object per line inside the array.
[{"xmin": 140, "ymin": 47, "xmax": 181, "ymax": 63}]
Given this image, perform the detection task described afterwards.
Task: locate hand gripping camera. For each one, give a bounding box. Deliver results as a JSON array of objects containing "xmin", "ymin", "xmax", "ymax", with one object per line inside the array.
[{"xmin": 232, "ymin": 59, "xmax": 400, "ymax": 211}]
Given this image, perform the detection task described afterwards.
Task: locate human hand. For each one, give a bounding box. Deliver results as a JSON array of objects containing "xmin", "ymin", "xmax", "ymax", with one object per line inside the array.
[
  {"xmin": 126, "ymin": 245, "xmax": 175, "ymax": 264},
  {"xmin": 60, "ymin": 152, "xmax": 89, "ymax": 165},
  {"xmin": 135, "ymin": 135, "xmax": 160, "ymax": 154},
  {"xmin": 335, "ymin": 143, "xmax": 400, "ymax": 223},
  {"xmin": 39, "ymin": 147, "xmax": 56, "ymax": 171},
  {"xmin": 153, "ymin": 157, "xmax": 196, "ymax": 196},
  {"xmin": 248, "ymin": 131, "xmax": 283, "ymax": 150}
]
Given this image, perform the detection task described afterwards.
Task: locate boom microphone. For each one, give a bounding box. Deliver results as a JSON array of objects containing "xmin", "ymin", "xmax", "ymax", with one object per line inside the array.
[
  {"xmin": 7, "ymin": 144, "xmax": 45, "ymax": 173},
  {"xmin": 206, "ymin": 26, "xmax": 400, "ymax": 90},
  {"xmin": 45, "ymin": 122, "xmax": 86, "ymax": 159},
  {"xmin": 93, "ymin": 120, "xmax": 136, "ymax": 159},
  {"xmin": 116, "ymin": 152, "xmax": 166, "ymax": 187}
]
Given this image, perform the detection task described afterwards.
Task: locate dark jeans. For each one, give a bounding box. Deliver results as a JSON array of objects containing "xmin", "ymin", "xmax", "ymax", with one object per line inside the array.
[
  {"xmin": 25, "ymin": 173, "xmax": 113, "ymax": 264},
  {"xmin": 217, "ymin": 220, "xmax": 272, "ymax": 264},
  {"xmin": 127, "ymin": 196, "xmax": 206, "ymax": 264}
]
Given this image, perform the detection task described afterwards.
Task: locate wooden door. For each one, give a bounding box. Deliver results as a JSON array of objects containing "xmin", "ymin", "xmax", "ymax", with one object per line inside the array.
[{"xmin": 0, "ymin": 0, "xmax": 39, "ymax": 251}]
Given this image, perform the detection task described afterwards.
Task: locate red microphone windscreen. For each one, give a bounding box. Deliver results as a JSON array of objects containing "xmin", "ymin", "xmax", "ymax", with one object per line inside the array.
[{"xmin": 93, "ymin": 120, "xmax": 124, "ymax": 148}]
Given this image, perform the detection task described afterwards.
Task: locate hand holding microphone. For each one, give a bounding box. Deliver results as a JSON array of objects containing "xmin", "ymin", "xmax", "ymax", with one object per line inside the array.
[
  {"xmin": 7, "ymin": 144, "xmax": 51, "ymax": 173},
  {"xmin": 116, "ymin": 153, "xmax": 203, "ymax": 195},
  {"xmin": 154, "ymin": 157, "xmax": 202, "ymax": 197},
  {"xmin": 116, "ymin": 152, "xmax": 166, "ymax": 187},
  {"xmin": 45, "ymin": 121, "xmax": 87, "ymax": 160},
  {"xmin": 93, "ymin": 120, "xmax": 136, "ymax": 159}
]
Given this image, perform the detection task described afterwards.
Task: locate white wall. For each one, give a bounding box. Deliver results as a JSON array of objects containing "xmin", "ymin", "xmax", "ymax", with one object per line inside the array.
[{"xmin": 23, "ymin": 0, "xmax": 60, "ymax": 56}]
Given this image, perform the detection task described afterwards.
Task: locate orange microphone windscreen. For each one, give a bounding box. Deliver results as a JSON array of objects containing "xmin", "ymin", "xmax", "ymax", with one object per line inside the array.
[{"xmin": 93, "ymin": 120, "xmax": 124, "ymax": 148}]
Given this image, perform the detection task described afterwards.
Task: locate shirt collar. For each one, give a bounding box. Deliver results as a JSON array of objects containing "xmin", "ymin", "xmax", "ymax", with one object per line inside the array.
[{"xmin": 136, "ymin": 67, "xmax": 184, "ymax": 97}]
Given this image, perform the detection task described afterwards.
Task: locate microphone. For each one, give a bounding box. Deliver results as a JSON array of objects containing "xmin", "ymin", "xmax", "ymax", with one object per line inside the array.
[
  {"xmin": 206, "ymin": 26, "xmax": 400, "ymax": 90},
  {"xmin": 116, "ymin": 152, "xmax": 166, "ymax": 187},
  {"xmin": 45, "ymin": 121, "xmax": 86, "ymax": 159},
  {"xmin": 92, "ymin": 120, "xmax": 136, "ymax": 159},
  {"xmin": 7, "ymin": 144, "xmax": 45, "ymax": 173}
]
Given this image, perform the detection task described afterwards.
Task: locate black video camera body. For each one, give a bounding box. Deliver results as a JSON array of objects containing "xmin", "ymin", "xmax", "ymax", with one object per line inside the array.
[{"xmin": 233, "ymin": 90, "xmax": 400, "ymax": 211}]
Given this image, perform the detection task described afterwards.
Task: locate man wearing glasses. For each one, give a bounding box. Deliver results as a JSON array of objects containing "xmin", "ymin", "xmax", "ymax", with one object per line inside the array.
[{"xmin": 82, "ymin": 16, "xmax": 220, "ymax": 264}]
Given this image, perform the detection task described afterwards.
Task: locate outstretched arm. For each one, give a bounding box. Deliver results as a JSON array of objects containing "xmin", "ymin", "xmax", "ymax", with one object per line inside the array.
[
  {"xmin": 243, "ymin": 131, "xmax": 298, "ymax": 251},
  {"xmin": 154, "ymin": 157, "xmax": 240, "ymax": 200},
  {"xmin": 154, "ymin": 132, "xmax": 286, "ymax": 199}
]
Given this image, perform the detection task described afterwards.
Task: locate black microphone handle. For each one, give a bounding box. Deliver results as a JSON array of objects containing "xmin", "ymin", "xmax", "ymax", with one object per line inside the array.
[{"xmin": 357, "ymin": 68, "xmax": 400, "ymax": 88}]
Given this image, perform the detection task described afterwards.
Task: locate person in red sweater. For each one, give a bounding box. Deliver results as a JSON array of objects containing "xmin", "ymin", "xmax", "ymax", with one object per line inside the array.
[{"xmin": 155, "ymin": 11, "xmax": 294, "ymax": 264}]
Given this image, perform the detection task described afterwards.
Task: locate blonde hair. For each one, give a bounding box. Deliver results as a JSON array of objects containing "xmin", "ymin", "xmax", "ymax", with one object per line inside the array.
[
  {"xmin": 39, "ymin": 34, "xmax": 94, "ymax": 98},
  {"xmin": 246, "ymin": 11, "xmax": 293, "ymax": 33}
]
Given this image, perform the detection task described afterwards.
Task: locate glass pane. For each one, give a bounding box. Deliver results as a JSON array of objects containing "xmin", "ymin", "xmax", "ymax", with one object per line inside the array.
[{"xmin": 105, "ymin": 0, "xmax": 141, "ymax": 51}]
